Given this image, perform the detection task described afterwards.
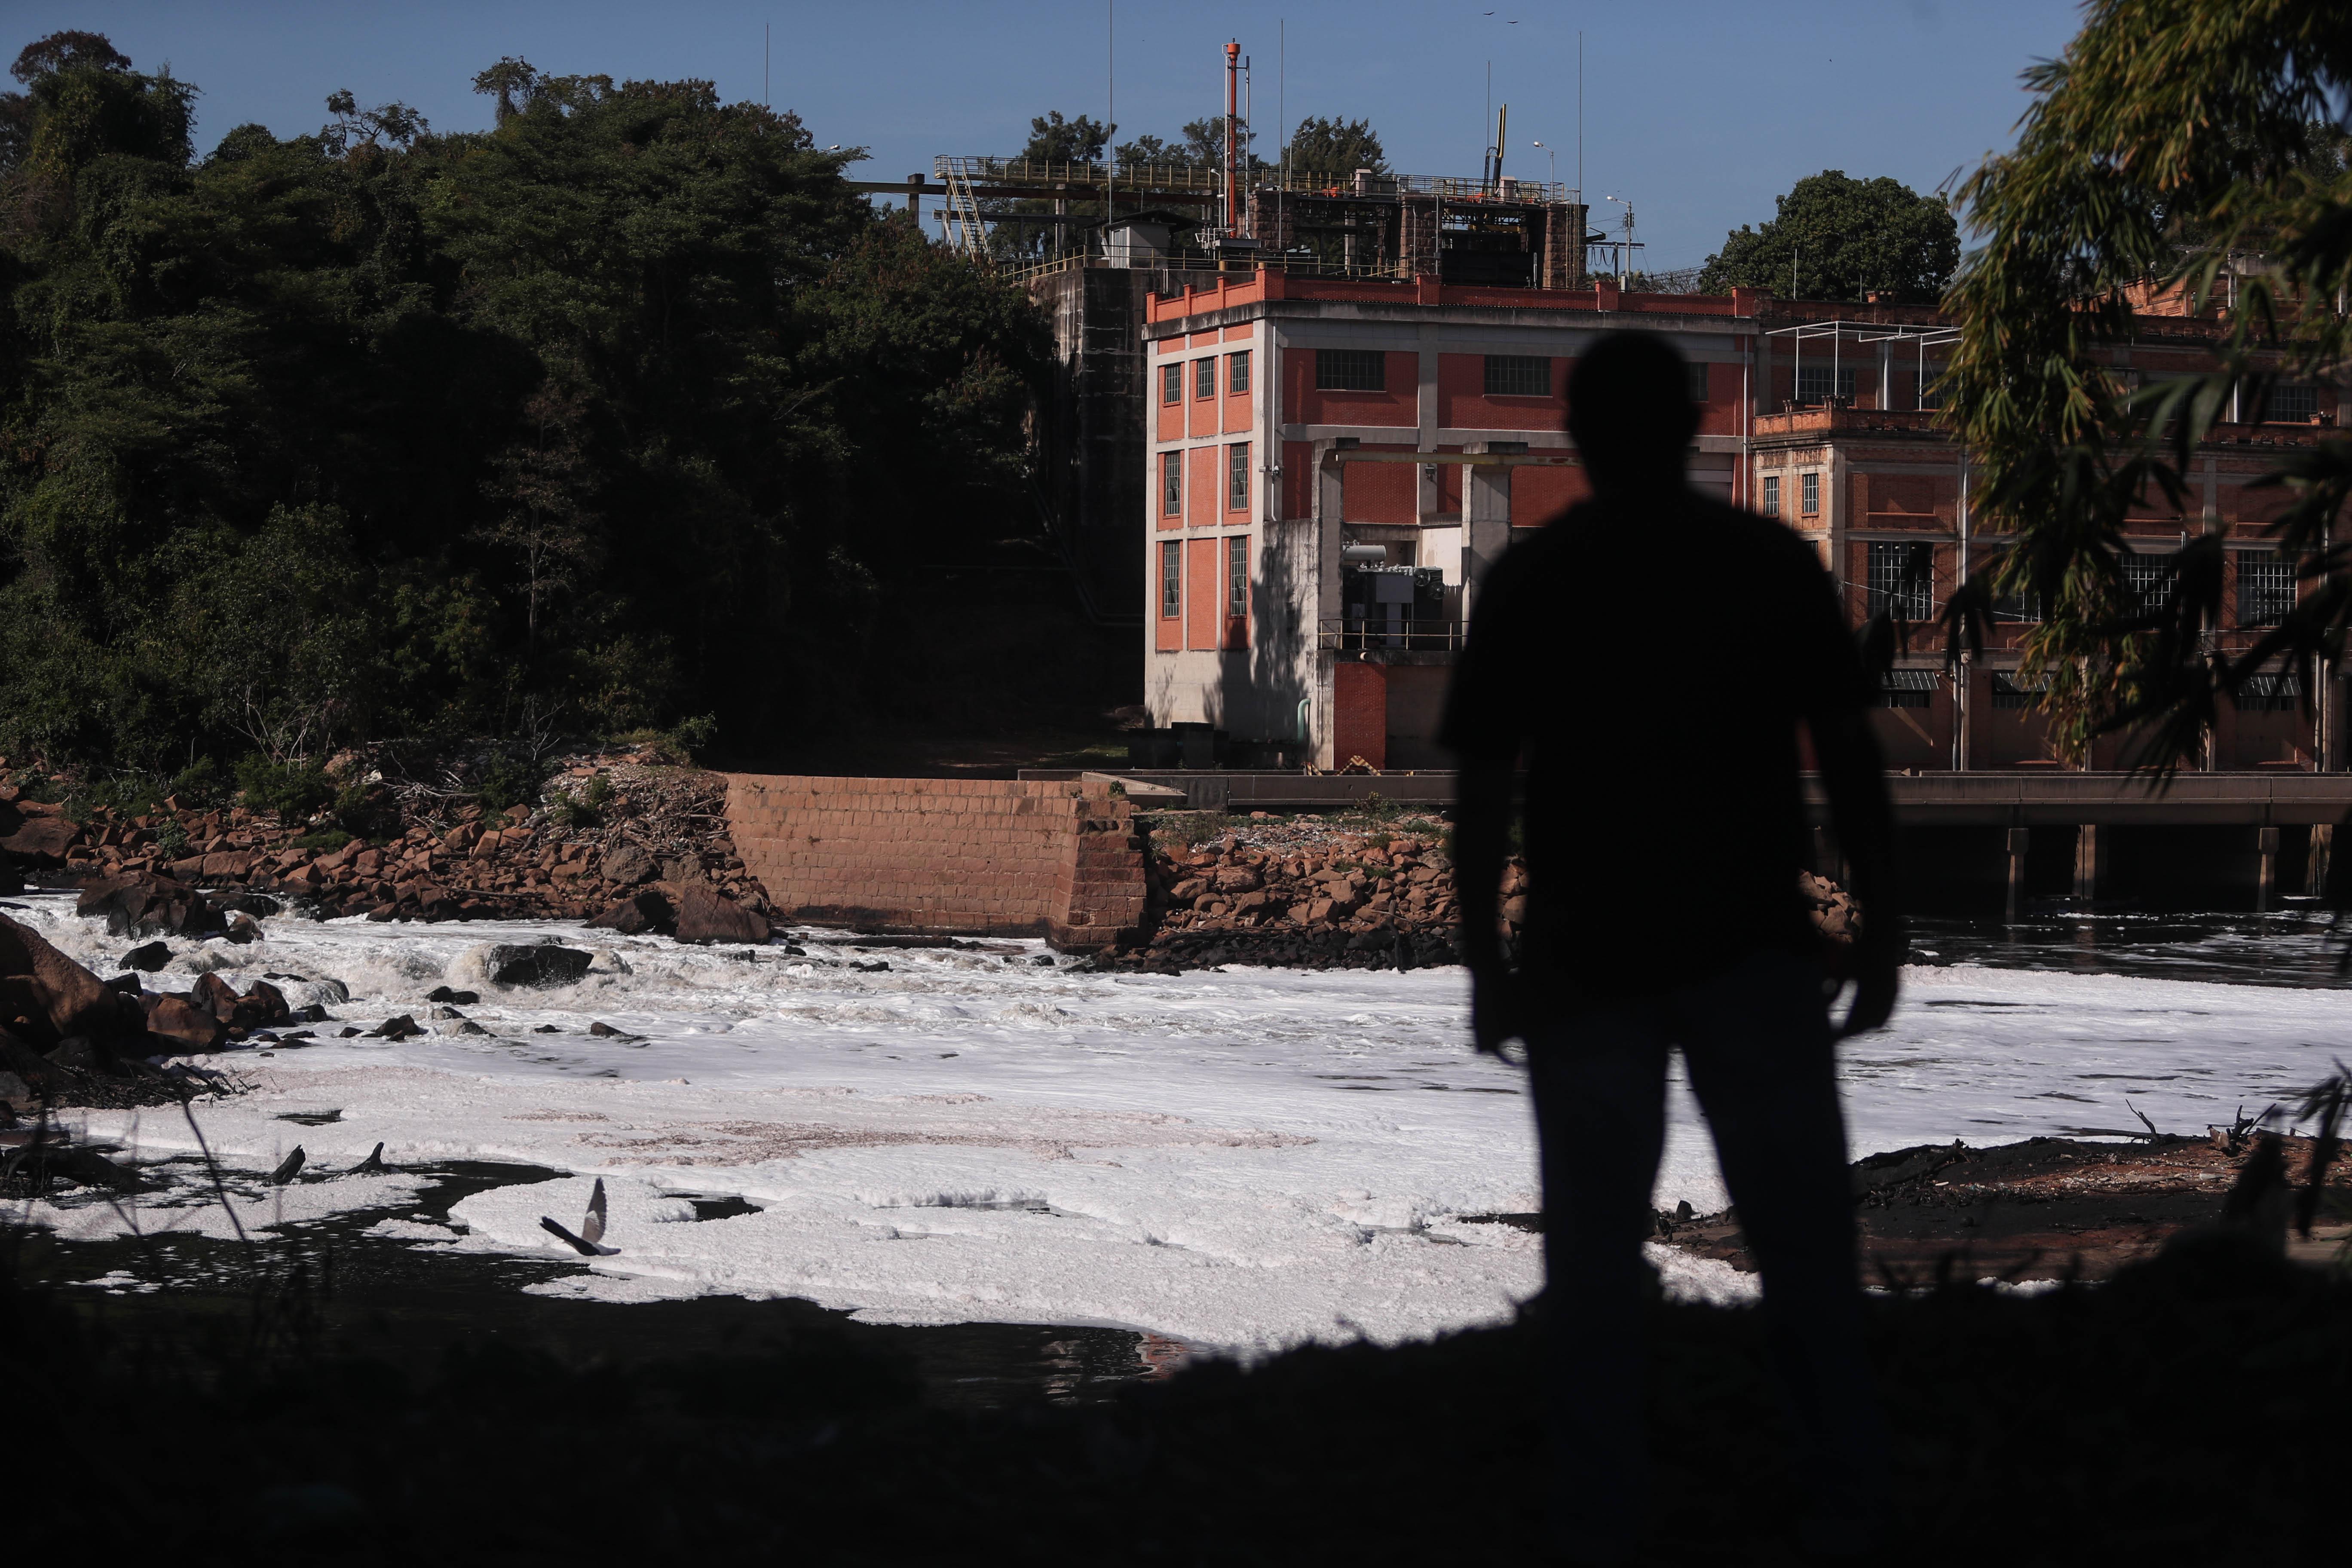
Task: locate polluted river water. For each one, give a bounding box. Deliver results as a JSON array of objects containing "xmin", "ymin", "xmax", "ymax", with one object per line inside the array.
[{"xmin": 6, "ymin": 891, "xmax": 2349, "ymax": 1398}]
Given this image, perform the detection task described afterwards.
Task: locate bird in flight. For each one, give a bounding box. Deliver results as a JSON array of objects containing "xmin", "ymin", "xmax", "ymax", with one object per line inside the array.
[{"xmin": 540, "ymin": 1177, "xmax": 611, "ymax": 1256}]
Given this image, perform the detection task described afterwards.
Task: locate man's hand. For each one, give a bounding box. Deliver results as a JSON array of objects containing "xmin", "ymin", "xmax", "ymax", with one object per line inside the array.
[
  {"xmin": 1470, "ymin": 964, "xmax": 1526, "ymax": 1056},
  {"xmin": 1836, "ymin": 918, "xmax": 1903, "ymax": 1037}
]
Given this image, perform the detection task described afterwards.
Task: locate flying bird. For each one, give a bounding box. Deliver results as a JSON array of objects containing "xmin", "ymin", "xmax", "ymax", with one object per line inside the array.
[{"xmin": 539, "ymin": 1177, "xmax": 611, "ymax": 1256}]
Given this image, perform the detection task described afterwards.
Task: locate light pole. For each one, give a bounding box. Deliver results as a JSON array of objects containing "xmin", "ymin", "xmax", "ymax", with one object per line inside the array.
[{"xmin": 1531, "ymin": 140, "xmax": 1557, "ymax": 195}]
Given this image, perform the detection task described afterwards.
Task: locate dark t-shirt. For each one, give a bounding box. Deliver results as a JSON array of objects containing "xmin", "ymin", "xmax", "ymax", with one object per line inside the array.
[{"xmin": 1438, "ymin": 484, "xmax": 1869, "ymax": 998}]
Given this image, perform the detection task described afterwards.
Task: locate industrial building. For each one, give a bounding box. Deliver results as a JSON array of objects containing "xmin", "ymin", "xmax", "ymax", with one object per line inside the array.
[{"xmin": 861, "ymin": 43, "xmax": 2339, "ymax": 781}]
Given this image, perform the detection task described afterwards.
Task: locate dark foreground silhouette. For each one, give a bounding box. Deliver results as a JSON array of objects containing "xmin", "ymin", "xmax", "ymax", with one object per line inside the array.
[
  {"xmin": 4, "ymin": 1230, "xmax": 2343, "ymax": 1564},
  {"xmin": 1449, "ymin": 331, "xmax": 1903, "ymax": 1558}
]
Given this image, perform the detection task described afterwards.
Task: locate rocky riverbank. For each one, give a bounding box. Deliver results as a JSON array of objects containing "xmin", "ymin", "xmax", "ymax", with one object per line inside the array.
[
  {"xmin": 0, "ymin": 751, "xmax": 773, "ymax": 941},
  {"xmin": 1099, "ymin": 811, "xmax": 1857, "ymax": 973}
]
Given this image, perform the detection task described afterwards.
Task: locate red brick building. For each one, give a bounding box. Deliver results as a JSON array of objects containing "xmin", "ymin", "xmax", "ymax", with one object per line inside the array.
[{"xmin": 1145, "ymin": 272, "xmax": 2341, "ymax": 773}]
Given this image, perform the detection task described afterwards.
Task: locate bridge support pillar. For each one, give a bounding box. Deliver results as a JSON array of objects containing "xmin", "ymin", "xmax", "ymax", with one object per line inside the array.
[
  {"xmin": 2004, "ymin": 827, "xmax": 2029, "ymax": 925},
  {"xmin": 2071, "ymin": 824, "xmax": 2104, "ymax": 904},
  {"xmin": 2257, "ymin": 825, "xmax": 2280, "ymax": 913},
  {"xmin": 2309, "ymin": 823, "xmax": 2335, "ymax": 899}
]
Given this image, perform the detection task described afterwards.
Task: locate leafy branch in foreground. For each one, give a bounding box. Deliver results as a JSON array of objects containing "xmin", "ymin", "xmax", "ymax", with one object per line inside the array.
[{"xmin": 1945, "ymin": 0, "xmax": 2352, "ymax": 771}]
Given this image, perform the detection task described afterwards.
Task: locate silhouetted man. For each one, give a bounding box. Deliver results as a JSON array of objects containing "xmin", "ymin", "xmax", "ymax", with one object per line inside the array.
[{"xmin": 1443, "ymin": 331, "xmax": 1900, "ymax": 1564}]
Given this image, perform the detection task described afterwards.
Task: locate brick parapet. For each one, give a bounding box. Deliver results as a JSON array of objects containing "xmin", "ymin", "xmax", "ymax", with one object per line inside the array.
[{"xmin": 721, "ymin": 774, "xmax": 1148, "ymax": 949}]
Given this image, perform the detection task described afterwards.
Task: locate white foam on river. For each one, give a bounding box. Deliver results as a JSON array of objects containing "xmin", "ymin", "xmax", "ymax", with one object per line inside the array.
[{"xmin": 7, "ymin": 892, "xmax": 2346, "ymax": 1350}]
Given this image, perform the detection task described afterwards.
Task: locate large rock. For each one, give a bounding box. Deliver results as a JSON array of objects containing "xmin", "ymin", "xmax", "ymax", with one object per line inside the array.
[
  {"xmin": 459, "ymin": 943, "xmax": 594, "ymax": 988},
  {"xmin": 193, "ymin": 971, "xmax": 242, "ymax": 1022},
  {"xmin": 0, "ymin": 912, "xmax": 147, "ymax": 1053},
  {"xmin": 144, "ymin": 993, "xmax": 226, "ymax": 1053},
  {"xmin": 600, "ymin": 844, "xmax": 657, "ymax": 886},
  {"xmin": 674, "ymin": 885, "xmax": 769, "ymax": 945},
  {"xmin": 76, "ymin": 874, "xmax": 225, "ymax": 938},
  {"xmin": 0, "ymin": 815, "xmax": 77, "ymax": 863},
  {"xmin": 587, "ymin": 890, "xmax": 675, "ymax": 936}
]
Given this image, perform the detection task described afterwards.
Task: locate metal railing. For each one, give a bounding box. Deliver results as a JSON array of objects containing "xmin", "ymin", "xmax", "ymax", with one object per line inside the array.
[
  {"xmin": 932, "ymin": 154, "xmax": 1571, "ymax": 205},
  {"xmin": 1319, "ymin": 616, "xmax": 1467, "ymax": 652}
]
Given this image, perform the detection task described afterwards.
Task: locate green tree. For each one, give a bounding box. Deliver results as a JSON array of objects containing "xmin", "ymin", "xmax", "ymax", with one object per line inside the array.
[
  {"xmin": 1944, "ymin": 0, "xmax": 2352, "ymax": 768},
  {"xmin": 1019, "ymin": 110, "xmax": 1110, "ymax": 164},
  {"xmin": 1697, "ymin": 171, "xmax": 1958, "ymax": 303},
  {"xmin": 0, "ymin": 34, "xmax": 1052, "ymax": 775},
  {"xmin": 1283, "ymin": 116, "xmax": 1385, "ymax": 178}
]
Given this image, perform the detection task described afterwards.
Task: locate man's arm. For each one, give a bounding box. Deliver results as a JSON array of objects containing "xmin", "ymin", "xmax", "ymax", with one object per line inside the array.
[
  {"xmin": 1810, "ymin": 704, "xmax": 1901, "ymax": 1035},
  {"xmin": 1454, "ymin": 755, "xmax": 1522, "ymax": 1054}
]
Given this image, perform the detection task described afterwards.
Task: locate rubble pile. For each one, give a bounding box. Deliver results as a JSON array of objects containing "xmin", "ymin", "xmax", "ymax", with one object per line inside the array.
[
  {"xmin": 1103, "ymin": 815, "xmax": 1483, "ymax": 972},
  {"xmin": 1112, "ymin": 812, "xmax": 1859, "ymax": 973},
  {"xmin": 0, "ymin": 910, "xmax": 260, "ymax": 1123},
  {"xmin": 0, "ymin": 752, "xmax": 771, "ymax": 940}
]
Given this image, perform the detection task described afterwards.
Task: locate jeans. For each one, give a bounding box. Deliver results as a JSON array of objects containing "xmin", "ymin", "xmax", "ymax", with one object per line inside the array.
[{"xmin": 1524, "ymin": 949, "xmax": 1885, "ymax": 1561}]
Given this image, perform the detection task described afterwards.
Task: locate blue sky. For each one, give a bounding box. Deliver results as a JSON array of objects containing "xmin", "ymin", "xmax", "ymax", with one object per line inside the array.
[{"xmin": 9, "ymin": 1, "xmax": 2086, "ymax": 268}]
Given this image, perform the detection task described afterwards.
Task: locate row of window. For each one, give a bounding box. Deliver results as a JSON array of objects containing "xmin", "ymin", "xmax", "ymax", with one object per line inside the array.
[
  {"xmin": 1159, "ymin": 536, "xmax": 1251, "ymax": 620},
  {"xmin": 1875, "ymin": 668, "xmax": 2301, "ymax": 713},
  {"xmin": 1856, "ymin": 539, "xmax": 2301, "ymax": 628},
  {"xmin": 1760, "ymin": 472, "xmax": 1820, "ymax": 518},
  {"xmin": 1162, "ymin": 444, "xmax": 1252, "ymax": 515},
  {"xmin": 1163, "ymin": 351, "xmax": 1252, "ymax": 405},
  {"xmin": 1169, "ymin": 349, "xmax": 1715, "ymax": 402}
]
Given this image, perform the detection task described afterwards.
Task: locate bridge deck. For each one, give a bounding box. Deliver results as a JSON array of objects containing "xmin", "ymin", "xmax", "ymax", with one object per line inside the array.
[{"xmin": 1036, "ymin": 770, "xmax": 2352, "ymax": 826}]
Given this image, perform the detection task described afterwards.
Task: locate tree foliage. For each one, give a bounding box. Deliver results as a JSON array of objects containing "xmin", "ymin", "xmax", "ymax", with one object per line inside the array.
[
  {"xmin": 1697, "ymin": 170, "xmax": 1958, "ymax": 303},
  {"xmin": 1283, "ymin": 116, "xmax": 1385, "ymax": 179},
  {"xmin": 0, "ymin": 36, "xmax": 1049, "ymax": 773},
  {"xmin": 1944, "ymin": 0, "xmax": 2352, "ymax": 768}
]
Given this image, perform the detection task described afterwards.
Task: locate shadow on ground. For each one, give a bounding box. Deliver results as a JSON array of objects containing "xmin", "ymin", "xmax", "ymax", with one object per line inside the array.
[{"xmin": 5, "ymin": 1227, "xmax": 2343, "ymax": 1563}]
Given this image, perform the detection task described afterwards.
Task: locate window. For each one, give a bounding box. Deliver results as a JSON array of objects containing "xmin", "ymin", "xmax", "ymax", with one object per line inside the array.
[
  {"xmin": 1866, "ymin": 540, "xmax": 1935, "ymax": 621},
  {"xmin": 2238, "ymin": 551, "xmax": 2297, "ymax": 627},
  {"xmin": 2233, "ymin": 670, "xmax": 2303, "ymax": 712},
  {"xmin": 2266, "ymin": 382, "xmax": 2320, "ymax": 423},
  {"xmin": 1483, "ymin": 355, "xmax": 1550, "ymax": 397},
  {"xmin": 1161, "ymin": 361, "xmax": 1182, "ymax": 405},
  {"xmin": 2121, "ymin": 554, "xmax": 2174, "ymax": 618},
  {"xmin": 1161, "ymin": 451, "xmax": 1182, "ymax": 516},
  {"xmin": 1876, "ymin": 669, "xmax": 1936, "ymax": 709},
  {"xmin": 1316, "ymin": 349, "xmax": 1386, "ymax": 391},
  {"xmin": 1160, "ymin": 540, "xmax": 1181, "ymax": 618},
  {"xmin": 1992, "ymin": 582, "xmax": 2045, "ymax": 623},
  {"xmin": 1228, "ymin": 443, "xmax": 1250, "ymax": 510},
  {"xmin": 1195, "ymin": 357, "xmax": 1216, "ymax": 399},
  {"xmin": 1687, "ymin": 361, "xmax": 1711, "ymax": 404},
  {"xmin": 1229, "ymin": 351, "xmax": 1251, "ymax": 395},
  {"xmin": 1914, "ymin": 366, "xmax": 1944, "ymax": 410},
  {"xmin": 1762, "ymin": 475, "xmax": 1781, "ymax": 518},
  {"xmin": 1227, "ymin": 535, "xmax": 1249, "ymax": 618},
  {"xmin": 1989, "ymin": 672, "xmax": 2047, "ymax": 709},
  {"xmin": 1800, "ymin": 471, "xmax": 1820, "ymax": 516},
  {"xmin": 1797, "ymin": 364, "xmax": 1856, "ymax": 403}
]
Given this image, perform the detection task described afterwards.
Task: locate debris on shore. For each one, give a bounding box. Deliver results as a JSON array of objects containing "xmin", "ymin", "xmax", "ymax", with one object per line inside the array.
[
  {"xmin": 0, "ymin": 750, "xmax": 772, "ymax": 939},
  {"xmin": 1655, "ymin": 1130, "xmax": 2352, "ymax": 1281}
]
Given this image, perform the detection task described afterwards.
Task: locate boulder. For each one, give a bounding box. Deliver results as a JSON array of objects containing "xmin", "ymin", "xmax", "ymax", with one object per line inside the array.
[
  {"xmin": 193, "ymin": 971, "xmax": 242, "ymax": 1022},
  {"xmin": 145, "ymin": 993, "xmax": 227, "ymax": 1053},
  {"xmin": 462, "ymin": 943, "xmax": 593, "ymax": 988},
  {"xmin": 674, "ymin": 885, "xmax": 769, "ymax": 945},
  {"xmin": 242, "ymin": 980, "xmax": 292, "ymax": 1027},
  {"xmin": 123, "ymin": 940, "xmax": 172, "ymax": 972},
  {"xmin": 0, "ymin": 810, "xmax": 77, "ymax": 863},
  {"xmin": 0, "ymin": 912, "xmax": 147, "ymax": 1053},
  {"xmin": 77, "ymin": 874, "xmax": 225, "ymax": 938},
  {"xmin": 587, "ymin": 890, "xmax": 675, "ymax": 936},
  {"xmin": 601, "ymin": 844, "xmax": 658, "ymax": 886}
]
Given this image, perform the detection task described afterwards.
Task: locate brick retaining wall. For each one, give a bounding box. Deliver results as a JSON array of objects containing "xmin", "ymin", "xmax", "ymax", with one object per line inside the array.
[{"xmin": 720, "ymin": 775, "xmax": 1149, "ymax": 949}]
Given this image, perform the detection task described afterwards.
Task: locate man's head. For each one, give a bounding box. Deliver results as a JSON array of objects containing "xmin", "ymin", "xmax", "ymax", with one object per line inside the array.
[{"xmin": 1567, "ymin": 331, "xmax": 1699, "ymax": 492}]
